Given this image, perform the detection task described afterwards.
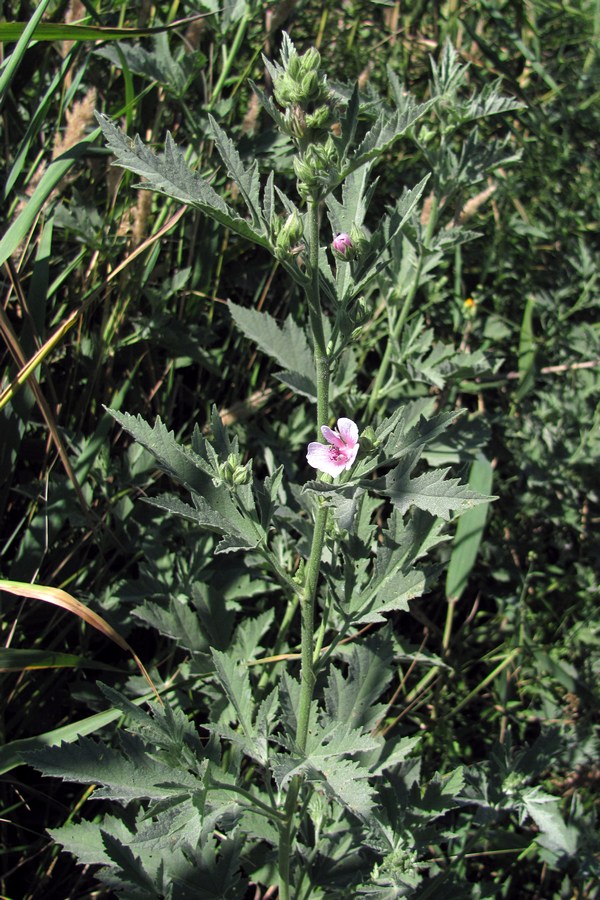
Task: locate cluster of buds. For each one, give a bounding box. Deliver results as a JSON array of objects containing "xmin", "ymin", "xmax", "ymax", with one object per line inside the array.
[
  {"xmin": 293, "ymin": 137, "xmax": 339, "ymax": 200},
  {"xmin": 273, "ymin": 46, "xmax": 335, "ymax": 145},
  {"xmin": 273, "ymin": 210, "xmax": 304, "ymax": 261},
  {"xmin": 219, "ymin": 453, "xmax": 252, "ymax": 486}
]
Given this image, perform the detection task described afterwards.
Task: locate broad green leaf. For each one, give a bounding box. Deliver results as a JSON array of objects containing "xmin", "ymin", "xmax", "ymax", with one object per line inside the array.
[
  {"xmin": 348, "ymin": 566, "xmax": 426, "ymax": 625},
  {"xmin": 523, "ymin": 788, "xmax": 578, "ymax": 855},
  {"xmin": 95, "ymin": 34, "xmax": 203, "ymax": 98},
  {"xmin": 108, "ymin": 410, "xmax": 211, "ymax": 489},
  {"xmin": 108, "ymin": 410, "xmax": 259, "ymax": 543},
  {"xmin": 273, "ymin": 720, "xmax": 379, "ymax": 818},
  {"xmin": 133, "ymin": 596, "xmax": 211, "ymax": 655},
  {"xmin": 336, "ymin": 81, "xmax": 360, "ymax": 159},
  {"xmin": 50, "ymin": 815, "xmax": 137, "ymax": 867},
  {"xmin": 144, "ymin": 492, "xmax": 239, "ymax": 536},
  {"xmin": 445, "ymin": 456, "xmax": 494, "ymax": 601},
  {"xmin": 344, "ymin": 100, "xmax": 434, "ymax": 179},
  {"xmin": 98, "ymin": 685, "xmax": 203, "ymax": 756},
  {"xmin": 100, "ymin": 832, "xmax": 159, "ymax": 895}
]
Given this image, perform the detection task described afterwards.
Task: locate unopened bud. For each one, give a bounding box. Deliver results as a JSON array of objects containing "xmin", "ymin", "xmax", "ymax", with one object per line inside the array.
[
  {"xmin": 301, "ymin": 70, "xmax": 320, "ymax": 100},
  {"xmin": 358, "ymin": 426, "xmax": 378, "ymax": 453},
  {"xmin": 301, "ymin": 47, "xmax": 321, "ymax": 72},
  {"xmin": 232, "ymin": 461, "xmax": 252, "ymax": 485},
  {"xmin": 305, "ymin": 105, "xmax": 331, "ymax": 132},
  {"xmin": 276, "ymin": 211, "xmax": 304, "ymax": 253},
  {"xmin": 332, "ymin": 232, "xmax": 353, "ymax": 256},
  {"xmin": 287, "ymin": 52, "xmax": 301, "ymax": 79}
]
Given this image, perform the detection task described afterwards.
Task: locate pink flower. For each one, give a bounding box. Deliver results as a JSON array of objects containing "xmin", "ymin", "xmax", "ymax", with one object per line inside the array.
[
  {"xmin": 332, "ymin": 232, "xmax": 353, "ymax": 255},
  {"xmin": 307, "ymin": 417, "xmax": 359, "ymax": 477}
]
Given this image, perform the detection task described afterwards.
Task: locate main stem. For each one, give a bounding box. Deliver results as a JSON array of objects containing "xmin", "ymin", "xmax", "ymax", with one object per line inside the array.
[{"xmin": 278, "ymin": 196, "xmax": 330, "ymax": 900}]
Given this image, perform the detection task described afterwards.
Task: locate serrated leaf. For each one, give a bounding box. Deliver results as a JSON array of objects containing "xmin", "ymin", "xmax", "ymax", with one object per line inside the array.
[
  {"xmin": 208, "ymin": 114, "xmax": 263, "ymax": 228},
  {"xmin": 382, "ymin": 461, "xmax": 494, "ymax": 520},
  {"xmin": 101, "ymin": 831, "xmax": 159, "ymax": 895},
  {"xmin": 134, "ymin": 597, "xmax": 210, "ymax": 655},
  {"xmin": 421, "ymin": 767, "xmax": 466, "ymax": 814},
  {"xmin": 211, "ymin": 649, "xmax": 255, "ymax": 739},
  {"xmin": 337, "ymin": 81, "xmax": 360, "ymax": 157},
  {"xmin": 108, "ymin": 410, "xmax": 259, "ymax": 543},
  {"xmin": 144, "ymin": 492, "xmax": 225, "ymax": 531},
  {"xmin": 325, "ymin": 636, "xmax": 395, "ymax": 732},
  {"xmin": 23, "ymin": 736, "xmax": 200, "ymax": 802},
  {"xmin": 95, "ymin": 114, "xmax": 270, "ymax": 249},
  {"xmin": 228, "ymin": 301, "xmax": 315, "ymax": 386},
  {"xmin": 273, "ymin": 720, "xmax": 379, "ymax": 819},
  {"xmin": 109, "ymin": 408, "xmax": 210, "ymax": 487},
  {"xmin": 275, "ymin": 369, "xmax": 317, "ymax": 402},
  {"xmin": 94, "ymin": 38, "xmax": 191, "ymax": 96},
  {"xmin": 50, "ymin": 815, "xmax": 135, "ymax": 866},
  {"xmin": 344, "ymin": 101, "xmax": 434, "ymax": 178},
  {"xmin": 215, "ymin": 533, "xmax": 260, "ymax": 554},
  {"xmin": 523, "ymin": 789, "xmax": 578, "ymax": 855},
  {"xmin": 248, "ymin": 79, "xmax": 287, "ymax": 132},
  {"xmin": 349, "ymin": 567, "xmax": 426, "ymax": 625}
]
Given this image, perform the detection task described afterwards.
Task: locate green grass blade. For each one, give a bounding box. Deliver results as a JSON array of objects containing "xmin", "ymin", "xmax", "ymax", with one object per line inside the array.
[
  {"xmin": 0, "ymin": 131, "xmax": 99, "ymax": 269},
  {"xmin": 0, "ymin": 0, "xmax": 54, "ymax": 112},
  {"xmin": 0, "ymin": 648, "xmax": 123, "ymax": 672},
  {"xmin": 0, "ymin": 20, "xmax": 201, "ymax": 42},
  {"xmin": 516, "ymin": 294, "xmax": 536, "ymax": 401},
  {"xmin": 0, "ymin": 690, "xmax": 173, "ymax": 776},
  {"xmin": 445, "ymin": 456, "xmax": 494, "ymax": 601}
]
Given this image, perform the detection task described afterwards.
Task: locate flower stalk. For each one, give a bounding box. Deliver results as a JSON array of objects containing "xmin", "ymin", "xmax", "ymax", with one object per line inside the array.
[{"xmin": 278, "ymin": 190, "xmax": 332, "ymax": 900}]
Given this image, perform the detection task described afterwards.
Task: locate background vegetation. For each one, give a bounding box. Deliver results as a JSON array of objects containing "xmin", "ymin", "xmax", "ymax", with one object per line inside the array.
[{"xmin": 1, "ymin": 0, "xmax": 598, "ymax": 897}]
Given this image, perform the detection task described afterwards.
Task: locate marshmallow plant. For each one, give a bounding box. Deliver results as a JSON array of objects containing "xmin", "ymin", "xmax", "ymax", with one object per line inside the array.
[{"xmin": 25, "ymin": 37, "xmax": 534, "ymax": 899}]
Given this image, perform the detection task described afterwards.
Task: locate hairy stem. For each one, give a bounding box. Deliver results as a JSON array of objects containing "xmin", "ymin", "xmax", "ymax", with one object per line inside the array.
[{"xmin": 278, "ymin": 194, "xmax": 331, "ymax": 899}]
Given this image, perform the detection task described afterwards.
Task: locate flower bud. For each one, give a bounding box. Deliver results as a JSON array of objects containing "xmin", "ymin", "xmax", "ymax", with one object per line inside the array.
[
  {"xmin": 301, "ymin": 70, "xmax": 320, "ymax": 100},
  {"xmin": 305, "ymin": 105, "xmax": 331, "ymax": 132},
  {"xmin": 232, "ymin": 461, "xmax": 252, "ymax": 485},
  {"xmin": 332, "ymin": 232, "xmax": 353, "ymax": 256},
  {"xmin": 278, "ymin": 211, "xmax": 303, "ymax": 247},
  {"xmin": 275, "ymin": 211, "xmax": 304, "ymax": 259},
  {"xmin": 287, "ymin": 52, "xmax": 301, "ymax": 79},
  {"xmin": 358, "ymin": 425, "xmax": 378, "ymax": 453},
  {"xmin": 300, "ymin": 47, "xmax": 321, "ymax": 73}
]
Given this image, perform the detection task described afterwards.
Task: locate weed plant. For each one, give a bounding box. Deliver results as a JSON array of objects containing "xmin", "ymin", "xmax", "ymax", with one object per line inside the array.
[{"xmin": 0, "ymin": 2, "xmax": 598, "ymax": 899}]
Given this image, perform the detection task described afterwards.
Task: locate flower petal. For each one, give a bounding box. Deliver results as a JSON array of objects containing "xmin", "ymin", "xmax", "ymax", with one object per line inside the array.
[
  {"xmin": 342, "ymin": 442, "xmax": 359, "ymax": 469},
  {"xmin": 321, "ymin": 425, "xmax": 345, "ymax": 449},
  {"xmin": 337, "ymin": 418, "xmax": 359, "ymax": 447},
  {"xmin": 307, "ymin": 442, "xmax": 346, "ymax": 477}
]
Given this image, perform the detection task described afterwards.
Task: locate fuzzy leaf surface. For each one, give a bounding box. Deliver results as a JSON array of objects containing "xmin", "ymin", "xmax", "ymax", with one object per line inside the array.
[
  {"xmin": 22, "ymin": 736, "xmax": 201, "ymax": 801},
  {"xmin": 96, "ymin": 114, "xmax": 270, "ymax": 248}
]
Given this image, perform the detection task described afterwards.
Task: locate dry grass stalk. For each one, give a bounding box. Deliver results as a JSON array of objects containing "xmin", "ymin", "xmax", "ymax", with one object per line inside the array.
[{"xmin": 53, "ymin": 88, "xmax": 97, "ymax": 159}]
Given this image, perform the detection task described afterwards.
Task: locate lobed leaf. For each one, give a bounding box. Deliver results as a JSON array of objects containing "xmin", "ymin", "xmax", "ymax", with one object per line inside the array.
[{"xmin": 95, "ymin": 114, "xmax": 270, "ymax": 249}]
